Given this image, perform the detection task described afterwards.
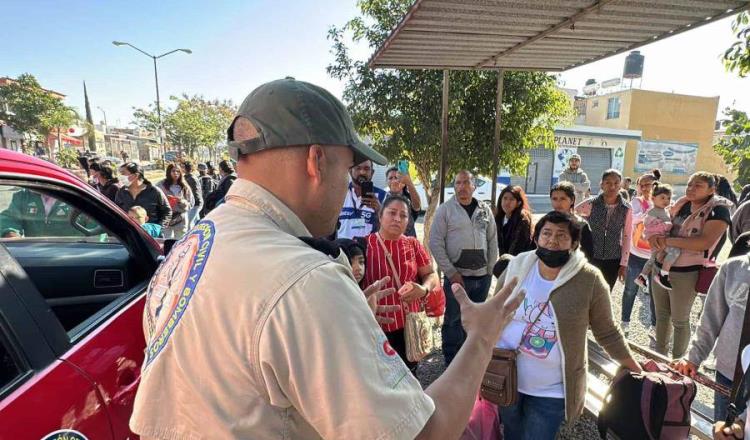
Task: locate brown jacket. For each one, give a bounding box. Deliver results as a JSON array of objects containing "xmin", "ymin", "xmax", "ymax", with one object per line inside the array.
[{"xmin": 497, "ymin": 249, "xmax": 631, "ymax": 421}]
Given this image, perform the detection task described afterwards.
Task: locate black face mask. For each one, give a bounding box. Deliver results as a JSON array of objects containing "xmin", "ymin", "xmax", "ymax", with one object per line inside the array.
[{"xmin": 535, "ymin": 247, "xmax": 571, "ymax": 268}]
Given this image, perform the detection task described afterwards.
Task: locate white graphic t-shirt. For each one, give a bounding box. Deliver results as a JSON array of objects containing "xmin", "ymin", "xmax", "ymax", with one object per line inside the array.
[{"xmin": 497, "ymin": 261, "xmax": 564, "ymax": 398}]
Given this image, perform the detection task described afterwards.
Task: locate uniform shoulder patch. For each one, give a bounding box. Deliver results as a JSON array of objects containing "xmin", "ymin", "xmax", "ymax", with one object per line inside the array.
[{"xmin": 144, "ymin": 220, "xmax": 216, "ymax": 367}]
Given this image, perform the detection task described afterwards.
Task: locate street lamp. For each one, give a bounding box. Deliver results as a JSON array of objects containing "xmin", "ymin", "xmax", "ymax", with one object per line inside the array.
[
  {"xmin": 112, "ymin": 41, "xmax": 191, "ymax": 161},
  {"xmin": 96, "ymin": 106, "xmax": 107, "ymax": 131}
]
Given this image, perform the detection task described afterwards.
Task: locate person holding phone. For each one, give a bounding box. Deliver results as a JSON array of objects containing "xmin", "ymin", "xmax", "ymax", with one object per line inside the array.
[
  {"xmin": 337, "ymin": 159, "xmax": 387, "ymax": 239},
  {"xmin": 386, "ymin": 163, "xmax": 421, "ymax": 237}
]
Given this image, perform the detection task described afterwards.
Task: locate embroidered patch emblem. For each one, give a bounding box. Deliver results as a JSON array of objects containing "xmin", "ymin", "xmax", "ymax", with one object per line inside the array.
[
  {"xmin": 144, "ymin": 221, "xmax": 216, "ymax": 367},
  {"xmin": 374, "ymin": 329, "xmax": 409, "ymax": 388},
  {"xmin": 41, "ymin": 430, "xmax": 88, "ymax": 440}
]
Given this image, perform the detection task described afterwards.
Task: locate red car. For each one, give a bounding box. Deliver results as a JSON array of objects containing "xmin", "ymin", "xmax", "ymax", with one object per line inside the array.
[{"xmin": 0, "ymin": 150, "xmax": 161, "ymax": 439}]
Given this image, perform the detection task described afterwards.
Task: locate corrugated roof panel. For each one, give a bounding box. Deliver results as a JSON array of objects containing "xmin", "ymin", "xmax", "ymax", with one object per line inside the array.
[{"xmin": 369, "ymin": 0, "xmax": 749, "ymax": 71}]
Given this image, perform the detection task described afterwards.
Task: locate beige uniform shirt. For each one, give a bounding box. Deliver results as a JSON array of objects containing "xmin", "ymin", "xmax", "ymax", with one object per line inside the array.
[{"xmin": 130, "ymin": 178, "xmax": 434, "ymax": 439}]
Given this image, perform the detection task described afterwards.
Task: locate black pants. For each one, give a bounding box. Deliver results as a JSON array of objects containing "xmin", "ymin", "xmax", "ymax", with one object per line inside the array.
[
  {"xmin": 591, "ymin": 258, "xmax": 620, "ymax": 290},
  {"xmin": 385, "ymin": 329, "xmax": 418, "ymax": 372}
]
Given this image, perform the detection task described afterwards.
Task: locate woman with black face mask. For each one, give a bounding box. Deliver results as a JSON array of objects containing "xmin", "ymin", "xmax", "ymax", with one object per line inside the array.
[{"xmin": 494, "ymin": 211, "xmax": 641, "ymax": 440}]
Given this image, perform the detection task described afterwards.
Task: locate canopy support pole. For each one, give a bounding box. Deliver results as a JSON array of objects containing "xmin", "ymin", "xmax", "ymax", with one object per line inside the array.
[
  {"xmin": 490, "ymin": 69, "xmax": 505, "ymax": 213},
  {"xmin": 439, "ymin": 69, "xmax": 450, "ymax": 204}
]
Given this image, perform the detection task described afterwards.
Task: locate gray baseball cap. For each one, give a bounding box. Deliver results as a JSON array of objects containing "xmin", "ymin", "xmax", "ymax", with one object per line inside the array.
[{"xmin": 227, "ymin": 78, "xmax": 386, "ymax": 165}]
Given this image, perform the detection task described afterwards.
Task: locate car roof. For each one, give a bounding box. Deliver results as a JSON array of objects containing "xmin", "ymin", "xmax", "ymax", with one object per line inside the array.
[{"xmin": 0, "ymin": 149, "xmax": 87, "ymax": 189}]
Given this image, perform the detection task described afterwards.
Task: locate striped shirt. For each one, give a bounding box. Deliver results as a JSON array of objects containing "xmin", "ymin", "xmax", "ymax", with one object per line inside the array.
[
  {"xmin": 337, "ymin": 183, "xmax": 387, "ymax": 240},
  {"xmin": 365, "ymin": 233, "xmax": 431, "ymax": 332}
]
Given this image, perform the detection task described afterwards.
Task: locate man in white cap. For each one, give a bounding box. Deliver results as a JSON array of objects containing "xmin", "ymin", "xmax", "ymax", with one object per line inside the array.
[
  {"xmin": 129, "ymin": 78, "xmax": 524, "ymax": 439},
  {"xmin": 558, "ymin": 153, "xmax": 590, "ymax": 203}
]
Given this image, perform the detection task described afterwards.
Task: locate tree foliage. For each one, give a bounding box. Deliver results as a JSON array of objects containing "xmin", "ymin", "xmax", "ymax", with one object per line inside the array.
[
  {"xmin": 715, "ymin": 108, "xmax": 750, "ymax": 186},
  {"xmin": 724, "ymin": 11, "xmax": 750, "ymax": 78},
  {"xmin": 38, "ymin": 102, "xmax": 79, "ymax": 164},
  {"xmin": 132, "ymin": 94, "xmax": 236, "ymax": 159},
  {"xmin": 327, "ymin": 0, "xmax": 573, "ymax": 240},
  {"xmin": 0, "ymin": 73, "xmax": 76, "ymax": 155},
  {"xmin": 715, "ymin": 12, "xmax": 750, "ymax": 186}
]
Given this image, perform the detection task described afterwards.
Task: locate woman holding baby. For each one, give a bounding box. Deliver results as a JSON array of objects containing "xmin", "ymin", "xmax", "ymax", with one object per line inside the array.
[{"xmin": 649, "ymin": 172, "xmax": 731, "ymax": 358}]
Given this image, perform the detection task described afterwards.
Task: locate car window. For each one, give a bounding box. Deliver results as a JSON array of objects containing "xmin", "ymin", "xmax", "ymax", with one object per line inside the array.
[
  {"xmin": 0, "ymin": 183, "xmax": 149, "ymax": 337},
  {"xmin": 476, "ymin": 179, "xmax": 486, "ymax": 188},
  {"xmin": 0, "ymin": 334, "xmax": 26, "ymax": 392},
  {"xmin": 0, "ymin": 185, "xmax": 119, "ymax": 243}
]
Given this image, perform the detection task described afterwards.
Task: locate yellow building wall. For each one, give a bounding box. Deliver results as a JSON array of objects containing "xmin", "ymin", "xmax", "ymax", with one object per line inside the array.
[{"xmin": 583, "ymin": 89, "xmax": 731, "ymax": 185}]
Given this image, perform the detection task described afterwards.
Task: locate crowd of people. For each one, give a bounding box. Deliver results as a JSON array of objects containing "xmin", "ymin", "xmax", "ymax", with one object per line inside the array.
[
  {"xmin": 79, "ymin": 156, "xmax": 238, "ymax": 239},
  {"xmin": 38, "ymin": 79, "xmax": 745, "ymax": 440}
]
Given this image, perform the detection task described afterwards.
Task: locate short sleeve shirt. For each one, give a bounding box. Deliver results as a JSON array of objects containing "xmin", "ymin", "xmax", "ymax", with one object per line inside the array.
[
  {"xmin": 364, "ymin": 234, "xmax": 431, "ymax": 332},
  {"xmin": 130, "ymin": 179, "xmax": 434, "ymax": 439}
]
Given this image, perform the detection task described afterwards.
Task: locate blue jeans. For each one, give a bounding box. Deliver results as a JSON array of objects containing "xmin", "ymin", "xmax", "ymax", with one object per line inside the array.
[
  {"xmin": 715, "ymin": 371, "xmax": 732, "ymax": 422},
  {"xmin": 499, "ymin": 393, "xmax": 566, "ymax": 440},
  {"xmin": 622, "ymin": 253, "xmax": 657, "ymax": 327},
  {"xmin": 441, "ymin": 274, "xmax": 492, "ymax": 366}
]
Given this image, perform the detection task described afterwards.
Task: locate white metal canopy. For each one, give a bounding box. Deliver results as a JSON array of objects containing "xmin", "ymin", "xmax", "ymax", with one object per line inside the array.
[{"xmin": 369, "ymin": 0, "xmax": 750, "ymax": 71}]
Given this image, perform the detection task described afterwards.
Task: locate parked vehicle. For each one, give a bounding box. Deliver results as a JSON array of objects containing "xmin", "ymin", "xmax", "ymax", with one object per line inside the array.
[
  {"xmin": 0, "ymin": 150, "xmax": 162, "ymax": 438},
  {"xmin": 414, "ymin": 175, "xmax": 505, "ymax": 209}
]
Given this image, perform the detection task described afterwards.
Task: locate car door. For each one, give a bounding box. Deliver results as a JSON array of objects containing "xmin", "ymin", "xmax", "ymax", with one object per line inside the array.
[
  {"xmin": 0, "ymin": 251, "xmax": 114, "ymax": 439},
  {"xmin": 0, "ymin": 177, "xmax": 160, "ymax": 438}
]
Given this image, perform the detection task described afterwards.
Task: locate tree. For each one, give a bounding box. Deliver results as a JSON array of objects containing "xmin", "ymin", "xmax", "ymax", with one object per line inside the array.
[
  {"xmin": 715, "ymin": 109, "xmax": 750, "ymax": 187},
  {"xmin": 0, "ymin": 73, "xmax": 67, "ymax": 153},
  {"xmin": 39, "ymin": 105, "xmax": 78, "ymax": 163},
  {"xmin": 327, "ymin": 0, "xmax": 573, "ymax": 242},
  {"xmin": 714, "ymin": 12, "xmax": 750, "ymax": 186},
  {"xmin": 132, "ymin": 95, "xmax": 236, "ymax": 160}
]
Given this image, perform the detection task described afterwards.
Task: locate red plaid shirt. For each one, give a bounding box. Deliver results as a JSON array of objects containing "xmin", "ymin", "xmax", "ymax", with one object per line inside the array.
[{"xmin": 364, "ymin": 233, "xmax": 431, "ymax": 332}]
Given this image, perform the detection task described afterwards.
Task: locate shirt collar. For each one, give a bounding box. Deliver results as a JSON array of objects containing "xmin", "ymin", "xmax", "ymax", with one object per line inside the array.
[{"xmin": 224, "ymin": 178, "xmax": 311, "ymax": 237}]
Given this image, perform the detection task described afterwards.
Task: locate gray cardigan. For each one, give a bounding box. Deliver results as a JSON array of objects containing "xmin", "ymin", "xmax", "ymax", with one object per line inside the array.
[
  {"xmin": 685, "ymin": 255, "xmax": 750, "ymax": 379},
  {"xmin": 428, "ymin": 196, "xmax": 498, "ymax": 278}
]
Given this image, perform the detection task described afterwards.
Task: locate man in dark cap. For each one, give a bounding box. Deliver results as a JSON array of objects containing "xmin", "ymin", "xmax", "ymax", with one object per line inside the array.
[{"xmin": 130, "ymin": 78, "xmax": 523, "ymax": 439}]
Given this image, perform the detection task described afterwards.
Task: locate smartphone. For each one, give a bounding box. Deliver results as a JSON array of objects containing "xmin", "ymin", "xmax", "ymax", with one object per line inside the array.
[
  {"xmin": 360, "ymin": 181, "xmax": 374, "ymax": 198},
  {"xmin": 397, "ymin": 160, "xmax": 409, "ymax": 175}
]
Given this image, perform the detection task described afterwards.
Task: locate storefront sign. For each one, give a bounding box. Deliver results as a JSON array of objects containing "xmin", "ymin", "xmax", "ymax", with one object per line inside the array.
[{"xmin": 554, "ymin": 135, "xmax": 626, "ymax": 150}]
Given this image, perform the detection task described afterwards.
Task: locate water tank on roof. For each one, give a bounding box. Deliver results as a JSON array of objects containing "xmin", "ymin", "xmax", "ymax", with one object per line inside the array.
[{"xmin": 623, "ymin": 51, "xmax": 644, "ymax": 79}]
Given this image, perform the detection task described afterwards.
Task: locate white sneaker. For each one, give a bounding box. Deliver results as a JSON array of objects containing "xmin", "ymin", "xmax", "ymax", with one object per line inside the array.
[
  {"xmin": 648, "ymin": 326, "xmax": 657, "ymax": 341},
  {"xmin": 621, "ymin": 321, "xmax": 630, "ymax": 338}
]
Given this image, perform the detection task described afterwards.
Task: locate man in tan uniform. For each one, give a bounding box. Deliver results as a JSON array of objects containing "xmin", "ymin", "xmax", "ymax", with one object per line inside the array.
[{"xmin": 130, "ymin": 78, "xmax": 523, "ymax": 439}]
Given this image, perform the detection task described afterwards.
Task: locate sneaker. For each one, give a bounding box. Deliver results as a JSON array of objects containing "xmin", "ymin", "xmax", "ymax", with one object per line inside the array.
[
  {"xmin": 621, "ymin": 321, "xmax": 630, "ymax": 338},
  {"xmin": 634, "ymin": 274, "xmax": 649, "ymax": 289},
  {"xmin": 654, "ymin": 272, "xmax": 673, "ymax": 290},
  {"xmin": 648, "ymin": 326, "xmax": 657, "ymax": 342}
]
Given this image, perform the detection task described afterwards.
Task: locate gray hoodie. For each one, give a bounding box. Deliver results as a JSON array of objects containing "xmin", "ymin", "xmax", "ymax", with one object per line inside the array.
[
  {"xmin": 429, "ymin": 196, "xmax": 498, "ymax": 278},
  {"xmin": 685, "ymin": 254, "xmax": 750, "ymax": 379}
]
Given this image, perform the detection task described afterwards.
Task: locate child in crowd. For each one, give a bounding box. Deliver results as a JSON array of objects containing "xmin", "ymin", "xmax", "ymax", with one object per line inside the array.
[
  {"xmin": 334, "ymin": 238, "xmax": 366, "ymax": 284},
  {"xmin": 128, "ymin": 205, "xmax": 163, "ymax": 239},
  {"xmin": 635, "ymin": 183, "xmax": 680, "ymax": 290}
]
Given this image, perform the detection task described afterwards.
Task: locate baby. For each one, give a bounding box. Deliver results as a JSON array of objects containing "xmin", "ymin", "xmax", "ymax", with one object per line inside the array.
[
  {"xmin": 128, "ymin": 206, "xmax": 163, "ymax": 239},
  {"xmin": 635, "ymin": 184, "xmax": 680, "ymax": 290}
]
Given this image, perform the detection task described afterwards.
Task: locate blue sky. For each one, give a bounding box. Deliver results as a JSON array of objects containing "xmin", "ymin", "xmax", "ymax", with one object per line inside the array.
[{"xmin": 3, "ymin": 1, "xmax": 748, "ymax": 128}]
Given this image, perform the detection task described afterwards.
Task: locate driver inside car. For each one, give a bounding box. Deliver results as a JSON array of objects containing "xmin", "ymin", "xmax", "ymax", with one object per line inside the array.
[{"xmin": 0, "ymin": 188, "xmax": 87, "ymax": 238}]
